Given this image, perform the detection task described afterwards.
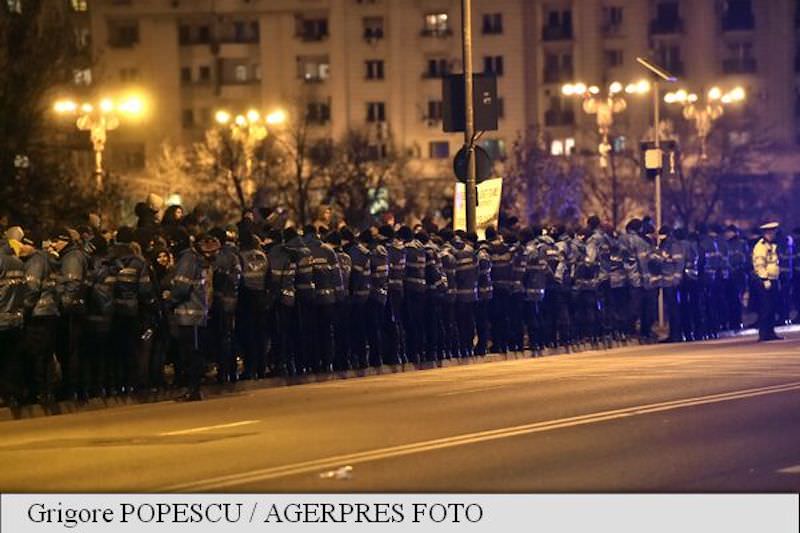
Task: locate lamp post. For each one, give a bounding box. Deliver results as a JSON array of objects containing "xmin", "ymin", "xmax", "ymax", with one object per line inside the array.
[
  {"xmin": 53, "ymin": 96, "xmax": 144, "ymax": 191},
  {"xmin": 561, "ymin": 80, "xmax": 650, "ymax": 227},
  {"xmin": 664, "ymin": 86, "xmax": 746, "ymax": 160},
  {"xmin": 214, "ymin": 108, "xmax": 287, "ymax": 209}
]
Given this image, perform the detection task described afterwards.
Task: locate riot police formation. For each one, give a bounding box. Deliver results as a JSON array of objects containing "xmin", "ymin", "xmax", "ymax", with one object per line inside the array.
[{"xmin": 1, "ymin": 206, "xmax": 798, "ymax": 408}]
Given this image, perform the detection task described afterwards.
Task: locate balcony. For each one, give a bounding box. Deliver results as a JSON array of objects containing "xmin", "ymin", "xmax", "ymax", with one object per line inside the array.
[
  {"xmin": 722, "ymin": 57, "xmax": 757, "ymax": 74},
  {"xmin": 420, "ymin": 27, "xmax": 453, "ymax": 38},
  {"xmin": 298, "ymin": 32, "xmax": 328, "ymax": 42},
  {"xmin": 649, "ymin": 17, "xmax": 684, "ymax": 35},
  {"xmin": 542, "ymin": 25, "xmax": 573, "ymax": 41},
  {"xmin": 722, "ymin": 12, "xmax": 755, "ymax": 32},
  {"xmin": 602, "ymin": 23, "xmax": 623, "ymax": 37},
  {"xmin": 363, "ymin": 28, "xmax": 384, "ymax": 41},
  {"xmin": 544, "ymin": 109, "xmax": 575, "ymax": 127}
]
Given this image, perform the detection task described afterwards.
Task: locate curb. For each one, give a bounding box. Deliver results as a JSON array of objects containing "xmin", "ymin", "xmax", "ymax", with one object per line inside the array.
[{"xmin": 3, "ymin": 324, "xmax": 798, "ymax": 422}]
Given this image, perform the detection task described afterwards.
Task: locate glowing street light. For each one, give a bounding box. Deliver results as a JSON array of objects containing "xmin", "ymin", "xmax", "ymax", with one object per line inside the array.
[
  {"xmin": 266, "ymin": 109, "xmax": 287, "ymax": 125},
  {"xmin": 664, "ymin": 85, "xmax": 746, "ymax": 159},
  {"xmin": 53, "ymin": 94, "xmax": 147, "ymax": 190}
]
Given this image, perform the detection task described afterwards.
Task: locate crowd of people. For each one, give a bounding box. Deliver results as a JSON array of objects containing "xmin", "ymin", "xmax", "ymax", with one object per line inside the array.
[{"xmin": 1, "ymin": 195, "xmax": 798, "ymax": 406}]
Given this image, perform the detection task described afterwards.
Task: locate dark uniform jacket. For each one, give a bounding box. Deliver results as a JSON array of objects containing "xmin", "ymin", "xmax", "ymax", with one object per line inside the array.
[
  {"xmin": 477, "ymin": 243, "xmax": 493, "ymax": 301},
  {"xmin": 453, "ymin": 239, "xmax": 478, "ymax": 303},
  {"xmin": 267, "ymin": 244, "xmax": 297, "ymax": 307},
  {"xmin": 346, "ymin": 242, "xmax": 372, "ymax": 303},
  {"xmin": 58, "ymin": 243, "xmax": 89, "ymax": 314},
  {"xmin": 369, "ymin": 241, "xmax": 389, "ymax": 306},
  {"xmin": 86, "ymin": 256, "xmax": 116, "ymax": 331},
  {"xmin": 170, "ymin": 248, "xmax": 210, "ymax": 327},
  {"xmin": 109, "ymin": 243, "xmax": 155, "ymax": 318},
  {"xmin": 286, "ymin": 237, "xmax": 314, "ymax": 305},
  {"xmin": 486, "ymin": 238, "xmax": 513, "ymax": 294},
  {"xmin": 213, "ymin": 243, "xmax": 242, "ymax": 314},
  {"xmin": 240, "ymin": 247, "xmax": 271, "ymax": 309},
  {"xmin": 387, "ymin": 239, "xmax": 406, "ymax": 300},
  {"xmin": 523, "ymin": 240, "xmax": 546, "ymax": 302},
  {"xmin": 403, "ymin": 240, "xmax": 427, "ymax": 295},
  {"xmin": 305, "ymin": 234, "xmax": 341, "ymax": 306},
  {"xmin": 24, "ymin": 250, "xmax": 60, "ymax": 318},
  {"xmin": 0, "ymin": 246, "xmax": 26, "ymax": 330}
]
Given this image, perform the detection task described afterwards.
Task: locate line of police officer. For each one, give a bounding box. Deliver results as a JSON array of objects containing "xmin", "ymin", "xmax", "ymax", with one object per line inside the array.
[{"xmin": 1, "ymin": 212, "xmax": 798, "ymax": 405}]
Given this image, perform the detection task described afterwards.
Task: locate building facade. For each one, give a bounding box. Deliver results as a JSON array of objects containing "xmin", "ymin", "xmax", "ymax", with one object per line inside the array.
[{"xmin": 67, "ymin": 0, "xmax": 800, "ymax": 213}]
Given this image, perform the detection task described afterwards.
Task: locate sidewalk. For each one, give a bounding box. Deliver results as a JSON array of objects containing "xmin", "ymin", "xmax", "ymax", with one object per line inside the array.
[{"xmin": 3, "ymin": 324, "xmax": 798, "ymax": 422}]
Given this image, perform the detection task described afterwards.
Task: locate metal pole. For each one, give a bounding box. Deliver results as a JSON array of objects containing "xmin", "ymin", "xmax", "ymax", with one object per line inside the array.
[
  {"xmin": 654, "ymin": 80, "xmax": 665, "ymax": 328},
  {"xmin": 462, "ymin": 0, "xmax": 477, "ymax": 234}
]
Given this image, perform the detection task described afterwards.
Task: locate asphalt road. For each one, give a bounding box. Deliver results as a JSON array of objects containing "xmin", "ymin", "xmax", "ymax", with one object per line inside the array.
[{"xmin": 1, "ymin": 333, "xmax": 800, "ymax": 493}]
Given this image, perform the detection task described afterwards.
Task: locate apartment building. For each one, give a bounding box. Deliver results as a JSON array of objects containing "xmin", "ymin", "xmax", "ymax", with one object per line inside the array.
[{"xmin": 73, "ymin": 0, "xmax": 800, "ymax": 192}]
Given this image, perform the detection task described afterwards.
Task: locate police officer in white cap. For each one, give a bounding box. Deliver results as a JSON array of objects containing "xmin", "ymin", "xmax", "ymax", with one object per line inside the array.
[{"xmin": 752, "ymin": 222, "xmax": 782, "ymax": 341}]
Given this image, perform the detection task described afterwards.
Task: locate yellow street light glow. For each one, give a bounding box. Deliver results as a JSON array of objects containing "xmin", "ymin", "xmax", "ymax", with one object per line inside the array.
[
  {"xmin": 636, "ymin": 79, "xmax": 651, "ymax": 93},
  {"xmin": 266, "ymin": 109, "xmax": 287, "ymax": 125},
  {"xmin": 664, "ymin": 92, "xmax": 676, "ymax": 104},
  {"xmin": 721, "ymin": 94, "xmax": 732, "ymax": 104},
  {"xmin": 100, "ymin": 98, "xmax": 114, "ymax": 113},
  {"xmin": 53, "ymin": 100, "xmax": 78, "ymax": 114},
  {"xmin": 708, "ymin": 87, "xmax": 722, "ymax": 101},
  {"xmin": 729, "ymin": 86, "xmax": 746, "ymax": 102},
  {"xmin": 246, "ymin": 109, "xmax": 261, "ymax": 123},
  {"xmin": 81, "ymin": 103, "xmax": 94, "ymax": 114},
  {"xmin": 589, "ymin": 85, "xmax": 600, "ymax": 95},
  {"xmin": 215, "ymin": 110, "xmax": 231, "ymax": 125},
  {"xmin": 688, "ymin": 93, "xmax": 698, "ymax": 103},
  {"xmin": 235, "ymin": 114, "xmax": 247, "ymax": 127},
  {"xmin": 574, "ymin": 82, "xmax": 587, "ymax": 95},
  {"xmin": 625, "ymin": 83, "xmax": 636, "ymax": 94},
  {"xmin": 118, "ymin": 96, "xmax": 144, "ymax": 116},
  {"xmin": 675, "ymin": 89, "xmax": 688, "ymax": 102},
  {"xmin": 561, "ymin": 84, "xmax": 574, "ymax": 96},
  {"xmin": 609, "ymin": 81, "xmax": 623, "ymax": 94}
]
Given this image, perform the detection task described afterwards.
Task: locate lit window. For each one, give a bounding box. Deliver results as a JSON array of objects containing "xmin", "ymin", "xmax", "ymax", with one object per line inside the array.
[
  {"xmin": 234, "ymin": 65, "xmax": 248, "ymax": 82},
  {"xmin": 550, "ymin": 140, "xmax": 564, "ymax": 156},
  {"xmin": 565, "ymin": 137, "xmax": 575, "ymax": 155},
  {"xmin": 423, "ymin": 13, "xmax": 450, "ymax": 36},
  {"xmin": 73, "ymin": 68, "xmax": 92, "ymax": 86},
  {"xmin": 71, "ymin": 0, "xmax": 89, "ymax": 12},
  {"xmin": 6, "ymin": 0, "xmax": 21, "ymax": 14}
]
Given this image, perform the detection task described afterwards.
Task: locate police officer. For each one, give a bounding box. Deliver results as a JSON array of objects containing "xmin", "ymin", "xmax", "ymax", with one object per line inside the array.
[
  {"xmin": 508, "ymin": 230, "xmax": 528, "ymax": 352},
  {"xmin": 169, "ymin": 230, "xmax": 215, "ymax": 401},
  {"xmin": 382, "ymin": 225, "xmax": 406, "ymax": 364},
  {"xmin": 639, "ymin": 221, "xmax": 660, "ymax": 342},
  {"xmin": 23, "ymin": 230, "xmax": 61, "ymax": 404},
  {"xmin": 484, "ymin": 227, "xmax": 511, "ymax": 354},
  {"xmin": 522, "ymin": 228, "xmax": 546, "ymax": 353},
  {"xmin": 725, "ymin": 225, "xmax": 749, "ymax": 331},
  {"xmin": 84, "ymin": 235, "xmax": 115, "ymax": 397},
  {"xmin": 696, "ymin": 223, "xmax": 720, "ymax": 339},
  {"xmin": 209, "ymin": 227, "xmax": 241, "ymax": 383},
  {"xmin": 268, "ymin": 228, "xmax": 298, "ymax": 375},
  {"xmin": 401, "ymin": 227, "xmax": 427, "ymax": 364},
  {"xmin": 0, "ymin": 232, "xmax": 26, "ymax": 408},
  {"xmin": 238, "ymin": 230, "xmax": 271, "ymax": 380},
  {"xmin": 659, "ymin": 227, "xmax": 684, "ymax": 342},
  {"xmin": 437, "ymin": 229, "xmax": 459, "ymax": 359},
  {"xmin": 326, "ymin": 230, "xmax": 352, "ymax": 370},
  {"xmin": 304, "ymin": 224, "xmax": 340, "ymax": 372},
  {"xmin": 777, "ymin": 228, "xmax": 794, "ymax": 326},
  {"xmin": 585, "ymin": 217, "xmax": 611, "ymax": 346},
  {"xmin": 573, "ymin": 227, "xmax": 600, "ymax": 347},
  {"xmin": 452, "ymin": 231, "xmax": 478, "ymax": 358},
  {"xmin": 56, "ymin": 227, "xmax": 90, "ymax": 400},
  {"xmin": 473, "ymin": 233, "xmax": 492, "ymax": 356},
  {"xmin": 677, "ymin": 228, "xmax": 700, "ymax": 341},
  {"xmin": 752, "ymin": 222, "xmax": 782, "ymax": 341},
  {"xmin": 346, "ymin": 229, "xmax": 371, "ymax": 369},
  {"xmin": 110, "ymin": 226, "xmax": 156, "ymax": 394},
  {"xmin": 422, "ymin": 231, "xmax": 445, "ymax": 361},
  {"xmin": 619, "ymin": 219, "xmax": 648, "ymax": 341},
  {"xmin": 368, "ymin": 228, "xmax": 389, "ymax": 367},
  {"xmin": 286, "ymin": 228, "xmax": 314, "ymax": 374}
]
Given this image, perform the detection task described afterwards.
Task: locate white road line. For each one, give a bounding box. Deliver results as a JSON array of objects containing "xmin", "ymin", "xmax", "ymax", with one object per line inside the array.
[
  {"xmin": 163, "ymin": 381, "xmax": 800, "ymax": 492},
  {"xmin": 160, "ymin": 420, "xmax": 259, "ymax": 436},
  {"xmin": 438, "ymin": 384, "xmax": 507, "ymax": 397},
  {"xmin": 776, "ymin": 465, "xmax": 800, "ymax": 474}
]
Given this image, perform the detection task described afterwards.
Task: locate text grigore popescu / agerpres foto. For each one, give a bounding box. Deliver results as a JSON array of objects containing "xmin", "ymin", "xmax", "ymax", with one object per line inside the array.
[{"xmin": 26, "ymin": 501, "xmax": 485, "ymax": 528}]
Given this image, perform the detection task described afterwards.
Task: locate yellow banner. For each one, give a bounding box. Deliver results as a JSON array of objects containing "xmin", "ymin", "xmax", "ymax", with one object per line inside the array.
[{"xmin": 453, "ymin": 177, "xmax": 503, "ymax": 240}]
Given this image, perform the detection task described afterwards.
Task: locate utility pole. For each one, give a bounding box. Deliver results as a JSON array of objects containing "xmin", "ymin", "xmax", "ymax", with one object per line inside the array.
[{"xmin": 462, "ymin": 0, "xmax": 477, "ymax": 234}]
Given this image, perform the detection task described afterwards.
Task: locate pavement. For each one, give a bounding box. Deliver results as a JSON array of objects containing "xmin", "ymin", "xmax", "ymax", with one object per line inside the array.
[{"xmin": 1, "ymin": 330, "xmax": 800, "ymax": 492}]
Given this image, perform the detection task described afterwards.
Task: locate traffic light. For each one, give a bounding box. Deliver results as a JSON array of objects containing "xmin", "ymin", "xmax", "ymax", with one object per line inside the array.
[{"xmin": 640, "ymin": 140, "xmax": 680, "ymax": 181}]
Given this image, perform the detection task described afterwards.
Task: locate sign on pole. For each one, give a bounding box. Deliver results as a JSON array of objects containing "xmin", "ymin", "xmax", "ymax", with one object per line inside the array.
[{"xmin": 454, "ymin": 177, "xmax": 503, "ymax": 240}]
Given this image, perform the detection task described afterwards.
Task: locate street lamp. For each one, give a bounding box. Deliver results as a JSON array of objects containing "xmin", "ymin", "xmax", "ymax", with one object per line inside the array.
[
  {"xmin": 561, "ymin": 79, "xmax": 651, "ymax": 168},
  {"xmin": 664, "ymin": 85, "xmax": 746, "ymax": 160},
  {"xmin": 53, "ymin": 95, "xmax": 145, "ymax": 190},
  {"xmin": 214, "ymin": 107, "xmax": 287, "ymax": 207}
]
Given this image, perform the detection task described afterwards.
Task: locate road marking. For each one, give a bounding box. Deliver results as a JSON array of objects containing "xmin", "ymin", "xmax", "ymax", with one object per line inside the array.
[
  {"xmin": 776, "ymin": 465, "xmax": 800, "ymax": 474},
  {"xmin": 160, "ymin": 420, "xmax": 259, "ymax": 436},
  {"xmin": 162, "ymin": 381, "xmax": 800, "ymax": 492},
  {"xmin": 438, "ymin": 384, "xmax": 506, "ymax": 397}
]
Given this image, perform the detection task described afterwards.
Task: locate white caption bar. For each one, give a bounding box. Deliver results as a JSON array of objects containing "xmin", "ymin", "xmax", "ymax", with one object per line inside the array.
[{"xmin": 1, "ymin": 494, "xmax": 797, "ymax": 532}]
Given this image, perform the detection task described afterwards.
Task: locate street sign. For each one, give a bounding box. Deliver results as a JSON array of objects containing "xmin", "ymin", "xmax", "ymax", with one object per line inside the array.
[
  {"xmin": 640, "ymin": 140, "xmax": 680, "ymax": 181},
  {"xmin": 453, "ymin": 145, "xmax": 493, "ymax": 183}
]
